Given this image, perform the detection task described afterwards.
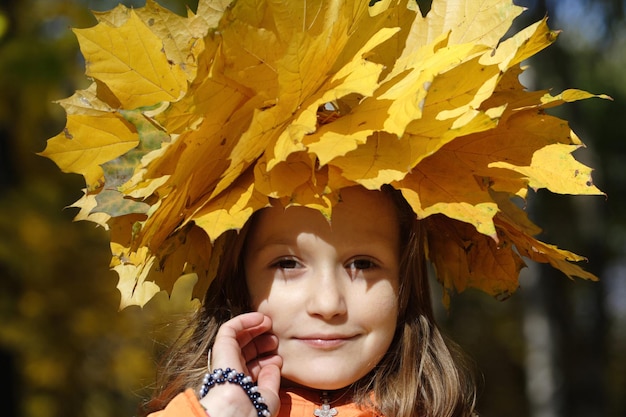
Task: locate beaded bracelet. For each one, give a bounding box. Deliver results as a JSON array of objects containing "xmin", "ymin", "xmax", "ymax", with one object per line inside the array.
[{"xmin": 198, "ymin": 368, "xmax": 271, "ymax": 417}]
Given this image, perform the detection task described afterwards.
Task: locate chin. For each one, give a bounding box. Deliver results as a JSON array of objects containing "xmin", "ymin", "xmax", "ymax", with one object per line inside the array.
[{"xmin": 281, "ymin": 371, "xmax": 363, "ymax": 391}]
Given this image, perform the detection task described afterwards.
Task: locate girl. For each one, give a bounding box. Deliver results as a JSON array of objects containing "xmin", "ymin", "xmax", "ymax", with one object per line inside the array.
[
  {"xmin": 142, "ymin": 186, "xmax": 477, "ymax": 417},
  {"xmin": 38, "ymin": 0, "xmax": 601, "ymax": 415}
]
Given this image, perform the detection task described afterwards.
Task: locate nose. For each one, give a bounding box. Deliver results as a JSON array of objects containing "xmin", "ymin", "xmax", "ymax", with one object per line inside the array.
[{"xmin": 306, "ymin": 265, "xmax": 348, "ymax": 319}]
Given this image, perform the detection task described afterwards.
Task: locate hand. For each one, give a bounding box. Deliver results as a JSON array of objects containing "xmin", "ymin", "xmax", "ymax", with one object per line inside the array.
[{"xmin": 200, "ymin": 312, "xmax": 282, "ymax": 417}]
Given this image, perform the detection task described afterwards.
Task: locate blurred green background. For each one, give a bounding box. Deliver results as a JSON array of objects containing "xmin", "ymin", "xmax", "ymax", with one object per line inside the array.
[{"xmin": 0, "ymin": 1, "xmax": 624, "ymax": 416}]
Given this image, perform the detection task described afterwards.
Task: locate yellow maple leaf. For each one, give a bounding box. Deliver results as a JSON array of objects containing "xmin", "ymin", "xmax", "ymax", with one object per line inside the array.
[
  {"xmin": 141, "ymin": 273, "xmax": 203, "ymax": 329},
  {"xmin": 425, "ymin": 215, "xmax": 525, "ymax": 307},
  {"xmin": 496, "ymin": 216, "xmax": 598, "ymax": 281},
  {"xmin": 135, "ymin": 0, "xmax": 215, "ymax": 80},
  {"xmin": 192, "ymin": 170, "xmax": 267, "ymax": 242},
  {"xmin": 409, "ymin": 0, "xmax": 524, "ymax": 48},
  {"xmin": 40, "ymin": 113, "xmax": 138, "ymax": 189},
  {"xmin": 490, "ymin": 144, "xmax": 603, "ymax": 195},
  {"xmin": 113, "ymin": 248, "xmax": 159, "ymax": 309},
  {"xmin": 74, "ymin": 10, "xmax": 188, "ymax": 109},
  {"xmin": 56, "ymin": 82, "xmax": 114, "ymax": 116},
  {"xmin": 69, "ymin": 191, "xmax": 111, "ymax": 228}
]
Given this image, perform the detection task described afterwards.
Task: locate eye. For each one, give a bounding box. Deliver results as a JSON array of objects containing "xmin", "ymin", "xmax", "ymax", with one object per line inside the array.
[
  {"xmin": 346, "ymin": 258, "xmax": 377, "ymax": 270},
  {"xmin": 271, "ymin": 258, "xmax": 301, "ymax": 269}
]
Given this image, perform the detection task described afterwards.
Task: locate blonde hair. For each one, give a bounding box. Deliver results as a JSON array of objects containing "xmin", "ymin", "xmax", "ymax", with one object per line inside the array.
[{"xmin": 141, "ymin": 187, "xmax": 477, "ymax": 417}]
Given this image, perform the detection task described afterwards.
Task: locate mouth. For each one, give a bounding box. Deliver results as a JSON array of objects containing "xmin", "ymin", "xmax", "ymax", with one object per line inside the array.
[{"xmin": 294, "ymin": 335, "xmax": 357, "ymax": 349}]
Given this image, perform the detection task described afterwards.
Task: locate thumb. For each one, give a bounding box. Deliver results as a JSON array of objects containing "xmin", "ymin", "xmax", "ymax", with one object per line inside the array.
[{"xmin": 256, "ymin": 364, "xmax": 282, "ymax": 417}]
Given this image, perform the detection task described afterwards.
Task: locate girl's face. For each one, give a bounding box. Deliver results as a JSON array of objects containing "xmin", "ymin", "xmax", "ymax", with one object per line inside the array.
[{"xmin": 245, "ymin": 187, "xmax": 400, "ymax": 390}]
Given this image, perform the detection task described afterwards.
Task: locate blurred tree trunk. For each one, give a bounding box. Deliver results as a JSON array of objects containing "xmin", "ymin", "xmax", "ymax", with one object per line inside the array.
[{"xmin": 521, "ymin": 265, "xmax": 560, "ymax": 417}]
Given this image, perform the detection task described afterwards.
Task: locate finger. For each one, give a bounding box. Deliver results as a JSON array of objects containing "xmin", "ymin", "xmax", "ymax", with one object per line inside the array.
[
  {"xmin": 256, "ymin": 364, "xmax": 282, "ymax": 417},
  {"xmin": 216, "ymin": 312, "xmax": 272, "ymax": 345},
  {"xmin": 211, "ymin": 313, "xmax": 273, "ymax": 373},
  {"xmin": 246, "ymin": 352, "xmax": 283, "ymax": 380},
  {"xmin": 241, "ymin": 333, "xmax": 278, "ymax": 363},
  {"xmin": 256, "ymin": 354, "xmax": 283, "ymax": 370}
]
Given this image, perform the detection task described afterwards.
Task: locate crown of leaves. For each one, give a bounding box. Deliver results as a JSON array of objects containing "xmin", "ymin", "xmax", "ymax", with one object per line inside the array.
[{"xmin": 42, "ymin": 0, "xmax": 607, "ymax": 310}]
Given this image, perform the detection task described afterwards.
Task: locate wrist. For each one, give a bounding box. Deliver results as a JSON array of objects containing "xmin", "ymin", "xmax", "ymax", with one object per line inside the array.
[
  {"xmin": 200, "ymin": 384, "xmax": 256, "ymax": 417},
  {"xmin": 198, "ymin": 368, "xmax": 271, "ymax": 417}
]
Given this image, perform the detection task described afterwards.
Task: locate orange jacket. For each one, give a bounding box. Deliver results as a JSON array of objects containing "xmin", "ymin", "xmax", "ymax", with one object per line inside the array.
[{"xmin": 148, "ymin": 388, "xmax": 381, "ymax": 417}]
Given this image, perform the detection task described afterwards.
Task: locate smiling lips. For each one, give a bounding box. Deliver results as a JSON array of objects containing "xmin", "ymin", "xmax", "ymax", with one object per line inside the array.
[{"xmin": 295, "ymin": 335, "xmax": 357, "ymax": 349}]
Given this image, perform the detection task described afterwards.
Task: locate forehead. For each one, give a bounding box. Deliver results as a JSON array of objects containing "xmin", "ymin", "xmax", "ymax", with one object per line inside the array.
[{"xmin": 247, "ymin": 187, "xmax": 400, "ymax": 248}]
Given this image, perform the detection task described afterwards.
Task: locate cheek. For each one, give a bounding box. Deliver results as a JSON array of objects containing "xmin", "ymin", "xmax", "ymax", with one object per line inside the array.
[
  {"xmin": 372, "ymin": 285, "xmax": 400, "ymax": 332},
  {"xmin": 251, "ymin": 298, "xmax": 293, "ymax": 341},
  {"xmin": 251, "ymin": 298, "xmax": 272, "ymax": 316},
  {"xmin": 247, "ymin": 282, "xmax": 287, "ymax": 321},
  {"xmin": 372, "ymin": 297, "xmax": 399, "ymax": 330},
  {"xmin": 245, "ymin": 271, "xmax": 274, "ymax": 311}
]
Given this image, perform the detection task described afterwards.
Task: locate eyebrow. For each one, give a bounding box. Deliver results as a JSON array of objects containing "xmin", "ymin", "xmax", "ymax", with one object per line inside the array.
[{"xmin": 246, "ymin": 234, "xmax": 298, "ymax": 254}]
